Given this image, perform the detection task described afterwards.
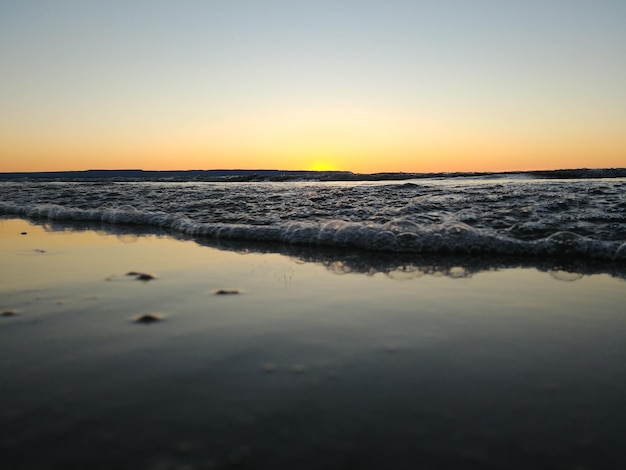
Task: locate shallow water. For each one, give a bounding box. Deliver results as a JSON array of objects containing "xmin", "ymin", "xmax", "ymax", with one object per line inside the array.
[{"xmin": 1, "ymin": 219, "xmax": 625, "ymax": 468}]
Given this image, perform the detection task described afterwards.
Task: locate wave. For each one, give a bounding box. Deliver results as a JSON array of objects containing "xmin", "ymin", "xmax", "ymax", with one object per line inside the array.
[
  {"xmin": 2, "ymin": 202, "xmax": 624, "ymax": 262},
  {"xmin": 4, "ymin": 215, "xmax": 625, "ymax": 282}
]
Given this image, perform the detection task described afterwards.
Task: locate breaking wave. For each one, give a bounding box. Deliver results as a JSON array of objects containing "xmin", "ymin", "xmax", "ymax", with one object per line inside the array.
[{"xmin": 1, "ymin": 177, "xmax": 625, "ymax": 261}]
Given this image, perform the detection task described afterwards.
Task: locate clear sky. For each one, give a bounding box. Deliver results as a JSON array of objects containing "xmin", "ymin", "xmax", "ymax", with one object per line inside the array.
[{"xmin": 1, "ymin": 0, "xmax": 625, "ymax": 173}]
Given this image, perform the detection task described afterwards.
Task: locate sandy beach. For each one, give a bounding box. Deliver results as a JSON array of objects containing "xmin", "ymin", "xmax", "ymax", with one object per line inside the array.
[{"xmin": 1, "ymin": 217, "xmax": 625, "ymax": 469}]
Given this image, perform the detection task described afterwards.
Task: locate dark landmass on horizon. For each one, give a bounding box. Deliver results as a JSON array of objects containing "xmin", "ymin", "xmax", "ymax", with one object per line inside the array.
[{"xmin": 0, "ymin": 168, "xmax": 625, "ymax": 182}]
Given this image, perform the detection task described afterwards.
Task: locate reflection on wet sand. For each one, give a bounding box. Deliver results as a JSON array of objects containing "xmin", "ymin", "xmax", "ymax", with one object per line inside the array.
[
  {"xmin": 25, "ymin": 217, "xmax": 626, "ymax": 282},
  {"xmin": 2, "ymin": 216, "xmax": 626, "ymax": 470}
]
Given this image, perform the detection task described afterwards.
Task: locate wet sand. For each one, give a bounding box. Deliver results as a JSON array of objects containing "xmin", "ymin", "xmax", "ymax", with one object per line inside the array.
[{"xmin": 1, "ymin": 218, "xmax": 625, "ymax": 469}]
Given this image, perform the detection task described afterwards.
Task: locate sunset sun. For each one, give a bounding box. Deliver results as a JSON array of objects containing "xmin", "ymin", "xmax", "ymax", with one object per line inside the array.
[{"xmin": 307, "ymin": 160, "xmax": 338, "ymax": 172}]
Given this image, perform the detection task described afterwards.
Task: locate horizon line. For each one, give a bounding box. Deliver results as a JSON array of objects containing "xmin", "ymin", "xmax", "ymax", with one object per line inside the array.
[{"xmin": 2, "ymin": 166, "xmax": 626, "ymax": 176}]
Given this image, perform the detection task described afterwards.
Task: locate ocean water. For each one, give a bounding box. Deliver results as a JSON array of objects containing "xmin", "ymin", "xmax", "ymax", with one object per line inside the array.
[
  {"xmin": 2, "ymin": 177, "xmax": 626, "ymax": 469},
  {"xmin": 1, "ymin": 174, "xmax": 625, "ymax": 264}
]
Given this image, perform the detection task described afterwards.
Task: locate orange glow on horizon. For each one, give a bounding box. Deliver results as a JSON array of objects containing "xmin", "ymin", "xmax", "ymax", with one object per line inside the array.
[
  {"xmin": 1, "ymin": 140, "xmax": 625, "ymax": 174},
  {"xmin": 1, "ymin": 105, "xmax": 624, "ymax": 174}
]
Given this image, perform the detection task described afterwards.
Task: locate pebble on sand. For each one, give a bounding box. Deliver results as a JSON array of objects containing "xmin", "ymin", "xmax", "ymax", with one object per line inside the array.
[
  {"xmin": 1, "ymin": 310, "xmax": 19, "ymax": 317},
  {"xmin": 132, "ymin": 313, "xmax": 163, "ymax": 324},
  {"xmin": 262, "ymin": 363, "xmax": 277, "ymax": 373},
  {"xmin": 214, "ymin": 289, "xmax": 240, "ymax": 295},
  {"xmin": 127, "ymin": 272, "xmax": 156, "ymax": 281}
]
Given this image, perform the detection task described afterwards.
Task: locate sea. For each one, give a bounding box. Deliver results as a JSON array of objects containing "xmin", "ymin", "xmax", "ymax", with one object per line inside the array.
[{"xmin": 1, "ymin": 169, "xmax": 625, "ymax": 275}]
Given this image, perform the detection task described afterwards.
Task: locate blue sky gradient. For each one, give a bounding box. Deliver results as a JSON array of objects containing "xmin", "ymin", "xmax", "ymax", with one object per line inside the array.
[{"xmin": 1, "ymin": 0, "xmax": 624, "ymax": 172}]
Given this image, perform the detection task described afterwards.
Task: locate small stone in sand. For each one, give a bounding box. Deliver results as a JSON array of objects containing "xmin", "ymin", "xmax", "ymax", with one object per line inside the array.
[
  {"xmin": 214, "ymin": 289, "xmax": 240, "ymax": 295},
  {"xmin": 127, "ymin": 272, "xmax": 156, "ymax": 281},
  {"xmin": 262, "ymin": 363, "xmax": 277, "ymax": 373},
  {"xmin": 133, "ymin": 313, "xmax": 163, "ymax": 324},
  {"xmin": 34, "ymin": 249, "xmax": 46, "ymax": 253},
  {"xmin": 20, "ymin": 232, "xmax": 27, "ymax": 235},
  {"xmin": 1, "ymin": 310, "xmax": 18, "ymax": 317}
]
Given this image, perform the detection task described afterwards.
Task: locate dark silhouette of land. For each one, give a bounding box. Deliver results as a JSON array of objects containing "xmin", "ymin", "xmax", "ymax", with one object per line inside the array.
[{"xmin": 0, "ymin": 168, "xmax": 624, "ymax": 182}]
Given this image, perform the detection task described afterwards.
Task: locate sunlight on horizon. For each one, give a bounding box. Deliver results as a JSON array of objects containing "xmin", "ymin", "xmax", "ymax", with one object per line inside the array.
[
  {"xmin": 0, "ymin": 1, "xmax": 624, "ymax": 173},
  {"xmin": 307, "ymin": 160, "xmax": 339, "ymax": 172}
]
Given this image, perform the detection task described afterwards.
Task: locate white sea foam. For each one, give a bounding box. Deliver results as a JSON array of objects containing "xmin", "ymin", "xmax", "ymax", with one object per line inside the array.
[{"xmin": 1, "ymin": 178, "xmax": 625, "ymax": 260}]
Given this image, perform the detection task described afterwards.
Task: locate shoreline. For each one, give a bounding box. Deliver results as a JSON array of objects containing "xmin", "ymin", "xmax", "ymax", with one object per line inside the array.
[
  {"xmin": 1, "ymin": 218, "xmax": 625, "ymax": 468},
  {"xmin": 5, "ymin": 216, "xmax": 626, "ymax": 281}
]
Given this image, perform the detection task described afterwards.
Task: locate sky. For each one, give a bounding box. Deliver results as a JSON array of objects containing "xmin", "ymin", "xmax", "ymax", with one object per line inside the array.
[{"xmin": 1, "ymin": 0, "xmax": 625, "ymax": 173}]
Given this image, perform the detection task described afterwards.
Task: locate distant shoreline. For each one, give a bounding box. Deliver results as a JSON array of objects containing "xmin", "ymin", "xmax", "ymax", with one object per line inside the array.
[{"xmin": 1, "ymin": 168, "xmax": 625, "ymax": 182}]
